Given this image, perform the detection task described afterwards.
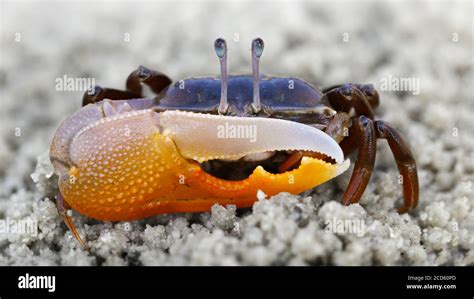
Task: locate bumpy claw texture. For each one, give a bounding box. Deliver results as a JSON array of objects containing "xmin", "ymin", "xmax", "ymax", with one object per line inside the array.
[{"xmin": 51, "ymin": 102, "xmax": 349, "ymax": 221}]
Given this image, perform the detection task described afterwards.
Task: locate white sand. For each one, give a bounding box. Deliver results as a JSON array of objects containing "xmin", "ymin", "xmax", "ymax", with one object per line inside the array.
[{"xmin": 0, "ymin": 0, "xmax": 472, "ymax": 265}]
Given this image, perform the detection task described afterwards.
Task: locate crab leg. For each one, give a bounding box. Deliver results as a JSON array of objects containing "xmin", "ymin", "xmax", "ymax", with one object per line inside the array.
[
  {"xmin": 56, "ymin": 193, "xmax": 88, "ymax": 249},
  {"xmin": 278, "ymin": 152, "xmax": 304, "ymax": 173},
  {"xmin": 325, "ymin": 84, "xmax": 375, "ymax": 119},
  {"xmin": 374, "ymin": 120, "xmax": 419, "ymax": 212},
  {"xmin": 82, "ymin": 86, "xmax": 138, "ymax": 106},
  {"xmin": 83, "ymin": 66, "xmax": 172, "ymax": 106},
  {"xmin": 125, "ymin": 65, "xmax": 172, "ymax": 97},
  {"xmin": 340, "ymin": 116, "xmax": 418, "ymax": 213},
  {"xmin": 341, "ymin": 116, "xmax": 376, "ymax": 206}
]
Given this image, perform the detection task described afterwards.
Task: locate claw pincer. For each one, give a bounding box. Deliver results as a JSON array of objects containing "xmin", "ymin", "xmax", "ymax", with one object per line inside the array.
[{"xmin": 50, "ymin": 100, "xmax": 349, "ymax": 222}]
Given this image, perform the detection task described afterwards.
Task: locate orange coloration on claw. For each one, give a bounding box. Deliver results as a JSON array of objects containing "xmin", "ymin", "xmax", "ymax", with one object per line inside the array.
[
  {"xmin": 167, "ymin": 157, "xmax": 342, "ymax": 215},
  {"xmin": 58, "ymin": 109, "xmax": 346, "ymax": 221}
]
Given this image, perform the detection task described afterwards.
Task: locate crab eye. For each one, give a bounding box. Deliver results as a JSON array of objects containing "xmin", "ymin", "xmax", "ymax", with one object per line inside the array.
[
  {"xmin": 214, "ymin": 38, "xmax": 229, "ymax": 115},
  {"xmin": 214, "ymin": 38, "xmax": 227, "ymax": 58},
  {"xmin": 252, "ymin": 38, "xmax": 264, "ymax": 57},
  {"xmin": 251, "ymin": 38, "xmax": 265, "ymax": 113}
]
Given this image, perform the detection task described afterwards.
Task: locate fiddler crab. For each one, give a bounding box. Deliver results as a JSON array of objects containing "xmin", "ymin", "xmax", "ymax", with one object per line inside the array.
[{"xmin": 50, "ymin": 38, "xmax": 419, "ymax": 248}]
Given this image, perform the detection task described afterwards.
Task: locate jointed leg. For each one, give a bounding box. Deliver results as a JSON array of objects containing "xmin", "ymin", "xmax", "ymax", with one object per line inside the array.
[
  {"xmin": 126, "ymin": 65, "xmax": 172, "ymax": 96},
  {"xmin": 82, "ymin": 65, "xmax": 172, "ymax": 106},
  {"xmin": 278, "ymin": 152, "xmax": 303, "ymax": 173},
  {"xmin": 56, "ymin": 194, "xmax": 88, "ymax": 249},
  {"xmin": 337, "ymin": 116, "xmax": 418, "ymax": 212},
  {"xmin": 82, "ymin": 86, "xmax": 138, "ymax": 106},
  {"xmin": 338, "ymin": 123, "xmax": 358, "ymax": 156},
  {"xmin": 325, "ymin": 84, "xmax": 374, "ymax": 119},
  {"xmin": 323, "ymin": 83, "xmax": 380, "ymax": 112},
  {"xmin": 324, "ymin": 83, "xmax": 417, "ymax": 212},
  {"xmin": 374, "ymin": 120, "xmax": 419, "ymax": 212},
  {"xmin": 341, "ymin": 116, "xmax": 377, "ymax": 205}
]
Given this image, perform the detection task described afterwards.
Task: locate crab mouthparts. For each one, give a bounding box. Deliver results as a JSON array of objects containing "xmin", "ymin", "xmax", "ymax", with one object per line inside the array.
[{"xmin": 158, "ymin": 110, "xmax": 349, "ymax": 180}]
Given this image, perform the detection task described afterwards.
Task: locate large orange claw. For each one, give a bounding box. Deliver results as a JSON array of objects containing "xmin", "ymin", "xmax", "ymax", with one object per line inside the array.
[{"xmin": 50, "ymin": 100, "xmax": 350, "ymax": 222}]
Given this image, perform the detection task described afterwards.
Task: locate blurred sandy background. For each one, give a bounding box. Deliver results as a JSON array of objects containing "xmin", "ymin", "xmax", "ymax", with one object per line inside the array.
[{"xmin": 0, "ymin": 0, "xmax": 473, "ymax": 265}]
